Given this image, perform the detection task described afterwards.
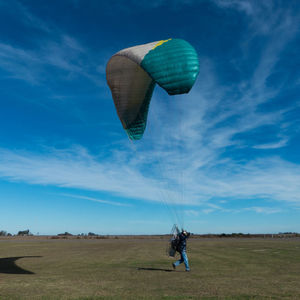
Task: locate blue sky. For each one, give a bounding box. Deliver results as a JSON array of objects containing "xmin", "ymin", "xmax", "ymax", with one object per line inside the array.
[{"xmin": 0, "ymin": 0, "xmax": 300, "ymax": 235}]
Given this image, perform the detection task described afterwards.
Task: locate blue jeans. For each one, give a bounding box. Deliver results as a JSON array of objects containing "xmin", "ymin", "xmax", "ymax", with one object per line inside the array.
[{"xmin": 174, "ymin": 250, "xmax": 190, "ymax": 271}]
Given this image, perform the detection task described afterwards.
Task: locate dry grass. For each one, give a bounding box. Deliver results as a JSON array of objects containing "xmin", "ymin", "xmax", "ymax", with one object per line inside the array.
[{"xmin": 0, "ymin": 238, "xmax": 299, "ymax": 299}]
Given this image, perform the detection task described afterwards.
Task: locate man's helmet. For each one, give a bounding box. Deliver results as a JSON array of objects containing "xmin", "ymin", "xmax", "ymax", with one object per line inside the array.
[{"xmin": 182, "ymin": 230, "xmax": 188, "ymax": 236}]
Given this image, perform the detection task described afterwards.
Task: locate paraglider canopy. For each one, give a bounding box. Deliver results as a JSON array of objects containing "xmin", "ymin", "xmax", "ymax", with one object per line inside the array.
[{"xmin": 106, "ymin": 38, "xmax": 199, "ymax": 140}]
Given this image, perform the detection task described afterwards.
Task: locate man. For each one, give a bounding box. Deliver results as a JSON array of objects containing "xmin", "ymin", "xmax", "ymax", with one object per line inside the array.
[{"xmin": 172, "ymin": 229, "xmax": 191, "ymax": 272}]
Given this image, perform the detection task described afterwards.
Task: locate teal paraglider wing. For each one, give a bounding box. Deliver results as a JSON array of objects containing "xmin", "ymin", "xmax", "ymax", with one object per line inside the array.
[{"xmin": 106, "ymin": 39, "xmax": 199, "ymax": 140}]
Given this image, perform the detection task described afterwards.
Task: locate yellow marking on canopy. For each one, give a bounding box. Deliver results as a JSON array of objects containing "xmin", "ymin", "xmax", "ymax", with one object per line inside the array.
[{"xmin": 152, "ymin": 38, "xmax": 172, "ymax": 50}]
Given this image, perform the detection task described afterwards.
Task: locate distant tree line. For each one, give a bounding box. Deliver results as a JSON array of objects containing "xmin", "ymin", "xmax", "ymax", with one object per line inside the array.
[
  {"xmin": 1, "ymin": 230, "xmax": 300, "ymax": 238},
  {"xmin": 57, "ymin": 232, "xmax": 98, "ymax": 236},
  {"xmin": 190, "ymin": 232, "xmax": 300, "ymax": 238},
  {"xmin": 0, "ymin": 229, "xmax": 32, "ymax": 236},
  {"xmin": 18, "ymin": 229, "xmax": 32, "ymax": 236},
  {"xmin": 0, "ymin": 230, "xmax": 12, "ymax": 236},
  {"xmin": 0, "ymin": 230, "xmax": 102, "ymax": 237}
]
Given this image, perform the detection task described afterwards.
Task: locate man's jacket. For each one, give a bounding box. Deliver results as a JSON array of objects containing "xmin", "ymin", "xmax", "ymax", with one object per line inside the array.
[{"xmin": 176, "ymin": 232, "xmax": 190, "ymax": 253}]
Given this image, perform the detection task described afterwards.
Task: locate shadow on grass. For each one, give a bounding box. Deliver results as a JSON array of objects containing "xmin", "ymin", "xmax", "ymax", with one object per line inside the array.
[
  {"xmin": 0, "ymin": 256, "xmax": 42, "ymax": 274},
  {"xmin": 137, "ymin": 267, "xmax": 174, "ymax": 272}
]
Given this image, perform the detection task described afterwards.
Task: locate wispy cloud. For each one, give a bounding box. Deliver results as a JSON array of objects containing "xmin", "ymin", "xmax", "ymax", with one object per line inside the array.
[
  {"xmin": 0, "ymin": 7, "xmax": 300, "ymax": 205},
  {"xmin": 0, "ymin": 1, "xmax": 299, "ymax": 214},
  {"xmin": 213, "ymin": 0, "xmax": 298, "ymax": 36},
  {"xmin": 0, "ymin": 0, "xmax": 52, "ymax": 33},
  {"xmin": 184, "ymin": 210, "xmax": 199, "ymax": 216},
  {"xmin": 244, "ymin": 206, "xmax": 282, "ymax": 214},
  {"xmin": 0, "ymin": 142, "xmax": 300, "ymax": 208},
  {"xmin": 0, "ymin": 146, "xmax": 185, "ymax": 205},
  {"xmin": 0, "ymin": 36, "xmax": 104, "ymax": 86},
  {"xmin": 253, "ymin": 138, "xmax": 288, "ymax": 149},
  {"xmin": 200, "ymin": 203, "xmax": 283, "ymax": 215},
  {"xmin": 60, "ymin": 193, "xmax": 131, "ymax": 207},
  {"xmin": 0, "ymin": 1, "xmax": 106, "ymax": 87}
]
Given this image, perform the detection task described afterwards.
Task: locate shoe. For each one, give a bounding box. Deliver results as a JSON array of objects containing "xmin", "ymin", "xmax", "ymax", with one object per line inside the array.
[
  {"xmin": 185, "ymin": 269, "xmax": 190, "ymax": 272},
  {"xmin": 172, "ymin": 263, "xmax": 176, "ymax": 270}
]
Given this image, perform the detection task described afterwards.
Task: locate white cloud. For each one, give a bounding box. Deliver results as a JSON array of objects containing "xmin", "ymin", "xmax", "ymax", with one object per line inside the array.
[
  {"xmin": 0, "ymin": 146, "xmax": 189, "ymax": 205},
  {"xmin": 213, "ymin": 0, "xmax": 297, "ymax": 36},
  {"xmin": 0, "ymin": 0, "xmax": 299, "ymax": 213},
  {"xmin": 0, "ymin": 2, "xmax": 107, "ymax": 87},
  {"xmin": 59, "ymin": 193, "xmax": 131, "ymax": 207},
  {"xmin": 244, "ymin": 206, "xmax": 282, "ymax": 214},
  {"xmin": 202, "ymin": 209, "xmax": 215, "ymax": 214},
  {"xmin": 184, "ymin": 210, "xmax": 199, "ymax": 216},
  {"xmin": 0, "ymin": 0, "xmax": 52, "ymax": 33},
  {"xmin": 1, "ymin": 22, "xmax": 299, "ymax": 206},
  {"xmin": 253, "ymin": 138, "xmax": 288, "ymax": 149},
  {"xmin": 0, "ymin": 36, "xmax": 105, "ymax": 86},
  {"xmin": 0, "ymin": 143, "xmax": 300, "ymax": 208}
]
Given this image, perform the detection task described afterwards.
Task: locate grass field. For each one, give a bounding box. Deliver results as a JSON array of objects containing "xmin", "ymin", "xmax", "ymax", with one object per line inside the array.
[{"xmin": 0, "ymin": 237, "xmax": 300, "ymax": 299}]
